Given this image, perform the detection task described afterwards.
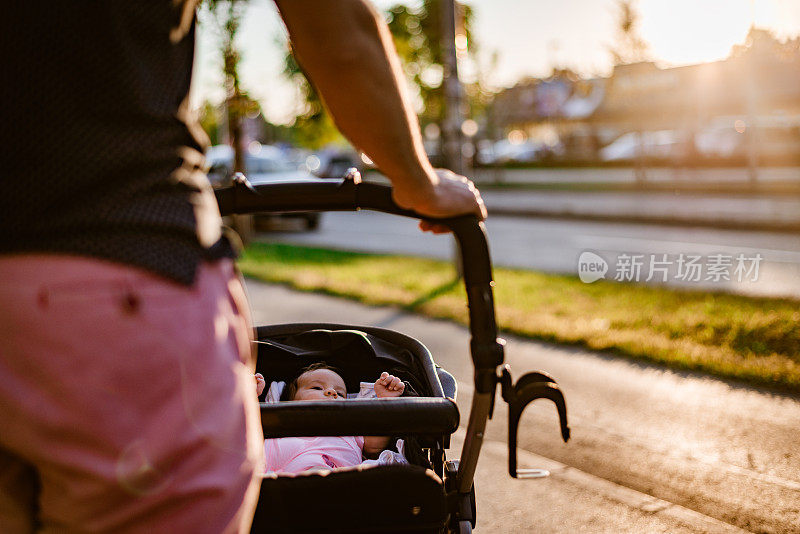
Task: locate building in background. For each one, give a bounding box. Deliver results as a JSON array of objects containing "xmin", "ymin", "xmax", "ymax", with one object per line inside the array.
[{"xmin": 488, "ymin": 28, "xmax": 800, "ymax": 166}]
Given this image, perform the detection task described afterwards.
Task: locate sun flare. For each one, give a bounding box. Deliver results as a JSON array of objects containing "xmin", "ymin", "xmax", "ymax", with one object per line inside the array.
[{"xmin": 639, "ymin": 0, "xmax": 782, "ymax": 66}]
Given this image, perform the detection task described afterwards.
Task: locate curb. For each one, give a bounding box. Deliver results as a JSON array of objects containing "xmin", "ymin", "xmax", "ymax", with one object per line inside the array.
[{"xmin": 487, "ymin": 207, "xmax": 800, "ymax": 234}]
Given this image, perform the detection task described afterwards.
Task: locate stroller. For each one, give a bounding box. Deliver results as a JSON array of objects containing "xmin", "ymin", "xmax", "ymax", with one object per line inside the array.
[{"xmin": 216, "ymin": 171, "xmax": 571, "ymax": 533}]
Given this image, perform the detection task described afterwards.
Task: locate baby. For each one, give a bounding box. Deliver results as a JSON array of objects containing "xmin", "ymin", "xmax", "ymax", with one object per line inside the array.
[{"xmin": 258, "ymin": 363, "xmax": 405, "ymax": 474}]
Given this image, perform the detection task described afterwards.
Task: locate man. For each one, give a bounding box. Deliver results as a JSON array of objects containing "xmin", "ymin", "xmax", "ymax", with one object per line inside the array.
[{"xmin": 0, "ymin": 1, "xmax": 485, "ymax": 532}]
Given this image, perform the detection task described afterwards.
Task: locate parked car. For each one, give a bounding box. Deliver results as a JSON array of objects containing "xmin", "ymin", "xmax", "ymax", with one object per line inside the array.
[
  {"xmin": 492, "ymin": 139, "xmax": 546, "ymax": 164},
  {"xmin": 695, "ymin": 122, "xmax": 800, "ymax": 161},
  {"xmin": 308, "ymin": 148, "xmax": 363, "ymax": 178},
  {"xmin": 599, "ymin": 130, "xmax": 679, "ymax": 162},
  {"xmin": 694, "ymin": 127, "xmax": 741, "ymax": 159},
  {"xmin": 205, "ymin": 144, "xmax": 322, "ymax": 231}
]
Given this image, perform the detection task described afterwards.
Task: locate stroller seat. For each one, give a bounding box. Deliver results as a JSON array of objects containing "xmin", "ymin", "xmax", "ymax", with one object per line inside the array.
[{"xmin": 252, "ymin": 324, "xmax": 458, "ymax": 533}]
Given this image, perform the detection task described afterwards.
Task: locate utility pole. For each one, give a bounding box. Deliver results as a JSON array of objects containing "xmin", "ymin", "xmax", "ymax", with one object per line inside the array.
[
  {"xmin": 441, "ymin": 0, "xmax": 465, "ymax": 277},
  {"xmin": 745, "ymin": 4, "xmax": 760, "ymax": 185},
  {"xmin": 745, "ymin": 46, "xmax": 760, "ymax": 184},
  {"xmin": 441, "ymin": 0, "xmax": 465, "ymax": 176}
]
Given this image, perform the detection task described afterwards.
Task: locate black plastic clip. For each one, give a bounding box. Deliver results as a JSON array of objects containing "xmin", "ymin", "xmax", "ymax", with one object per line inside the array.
[
  {"xmin": 343, "ymin": 167, "xmax": 362, "ymax": 184},
  {"xmin": 232, "ymin": 172, "xmax": 257, "ymax": 192},
  {"xmin": 230, "ymin": 171, "xmax": 258, "ymax": 209},
  {"xmin": 340, "ymin": 167, "xmax": 361, "ymax": 208},
  {"xmin": 500, "ymin": 365, "xmax": 570, "ymax": 479}
]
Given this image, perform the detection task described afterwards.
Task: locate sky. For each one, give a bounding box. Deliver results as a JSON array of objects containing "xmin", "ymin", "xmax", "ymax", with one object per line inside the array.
[{"xmin": 192, "ymin": 0, "xmax": 800, "ymax": 124}]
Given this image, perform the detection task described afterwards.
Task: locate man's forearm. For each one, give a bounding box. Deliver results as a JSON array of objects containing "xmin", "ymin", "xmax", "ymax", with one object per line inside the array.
[{"xmin": 274, "ymin": 0, "xmax": 436, "ymax": 197}]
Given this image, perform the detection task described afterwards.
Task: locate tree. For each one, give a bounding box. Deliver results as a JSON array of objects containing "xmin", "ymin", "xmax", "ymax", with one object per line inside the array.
[
  {"xmin": 384, "ymin": 2, "xmax": 479, "ymax": 138},
  {"xmin": 610, "ymin": 0, "xmax": 650, "ymax": 65},
  {"xmin": 280, "ymin": 1, "xmax": 482, "ymax": 151},
  {"xmin": 199, "ymin": 0, "xmax": 254, "ymax": 242},
  {"xmin": 198, "ymin": 100, "xmax": 223, "ymax": 146}
]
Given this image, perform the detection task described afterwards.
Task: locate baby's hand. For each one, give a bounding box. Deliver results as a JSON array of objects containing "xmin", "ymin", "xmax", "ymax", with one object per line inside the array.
[
  {"xmin": 374, "ymin": 372, "xmax": 405, "ymax": 398},
  {"xmin": 255, "ymin": 373, "xmax": 266, "ymax": 397}
]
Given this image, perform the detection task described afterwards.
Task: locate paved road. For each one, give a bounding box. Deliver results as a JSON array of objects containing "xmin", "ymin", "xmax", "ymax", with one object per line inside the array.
[
  {"xmin": 246, "ymin": 281, "xmax": 800, "ymax": 533},
  {"xmin": 259, "ymin": 211, "xmax": 800, "ymax": 299}
]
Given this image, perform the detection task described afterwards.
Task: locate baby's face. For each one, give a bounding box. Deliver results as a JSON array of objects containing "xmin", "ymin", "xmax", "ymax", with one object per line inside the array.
[{"xmin": 293, "ymin": 368, "xmax": 347, "ymax": 401}]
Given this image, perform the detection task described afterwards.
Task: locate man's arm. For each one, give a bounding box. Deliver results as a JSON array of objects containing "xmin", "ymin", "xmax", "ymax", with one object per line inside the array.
[{"xmin": 273, "ymin": 0, "xmax": 485, "ymax": 229}]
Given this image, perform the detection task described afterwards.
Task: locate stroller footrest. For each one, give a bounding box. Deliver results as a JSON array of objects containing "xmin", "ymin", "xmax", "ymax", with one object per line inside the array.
[{"xmin": 253, "ymin": 465, "xmax": 446, "ymax": 533}]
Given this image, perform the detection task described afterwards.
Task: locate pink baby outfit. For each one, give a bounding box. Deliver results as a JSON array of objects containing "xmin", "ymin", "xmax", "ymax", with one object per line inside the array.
[{"xmin": 264, "ymin": 436, "xmax": 365, "ymax": 474}]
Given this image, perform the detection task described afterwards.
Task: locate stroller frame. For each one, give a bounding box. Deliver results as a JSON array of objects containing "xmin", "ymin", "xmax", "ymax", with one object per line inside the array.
[{"xmin": 216, "ymin": 173, "xmax": 570, "ymax": 533}]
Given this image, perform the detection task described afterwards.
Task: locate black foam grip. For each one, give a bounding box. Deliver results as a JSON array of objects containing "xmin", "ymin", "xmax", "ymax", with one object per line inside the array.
[{"xmin": 261, "ymin": 397, "xmax": 460, "ymax": 438}]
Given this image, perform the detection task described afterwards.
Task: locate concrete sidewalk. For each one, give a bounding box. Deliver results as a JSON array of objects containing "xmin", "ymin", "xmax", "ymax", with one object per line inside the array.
[
  {"xmin": 245, "ymin": 281, "xmax": 800, "ymax": 533},
  {"xmin": 479, "ymin": 189, "xmax": 800, "ymax": 232}
]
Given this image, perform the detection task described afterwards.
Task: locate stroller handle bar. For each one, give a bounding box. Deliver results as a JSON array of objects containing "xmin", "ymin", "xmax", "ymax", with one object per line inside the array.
[
  {"xmin": 215, "ymin": 178, "xmax": 505, "ymax": 390},
  {"xmin": 260, "ymin": 397, "xmax": 460, "ymax": 438},
  {"xmin": 215, "ymin": 177, "xmax": 505, "ymax": 494}
]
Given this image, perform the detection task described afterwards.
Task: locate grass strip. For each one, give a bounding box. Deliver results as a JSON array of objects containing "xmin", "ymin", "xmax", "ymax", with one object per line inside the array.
[{"xmin": 238, "ymin": 242, "xmax": 800, "ymax": 393}]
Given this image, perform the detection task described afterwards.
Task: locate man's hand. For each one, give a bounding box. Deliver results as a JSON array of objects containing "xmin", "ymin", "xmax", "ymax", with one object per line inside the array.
[
  {"xmin": 392, "ymin": 169, "xmax": 487, "ymax": 234},
  {"xmin": 374, "ymin": 372, "xmax": 405, "ymax": 398}
]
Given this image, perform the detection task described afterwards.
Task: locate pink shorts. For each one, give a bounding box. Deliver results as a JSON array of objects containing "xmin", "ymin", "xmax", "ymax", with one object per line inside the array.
[{"xmin": 0, "ymin": 255, "xmax": 263, "ymax": 533}]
